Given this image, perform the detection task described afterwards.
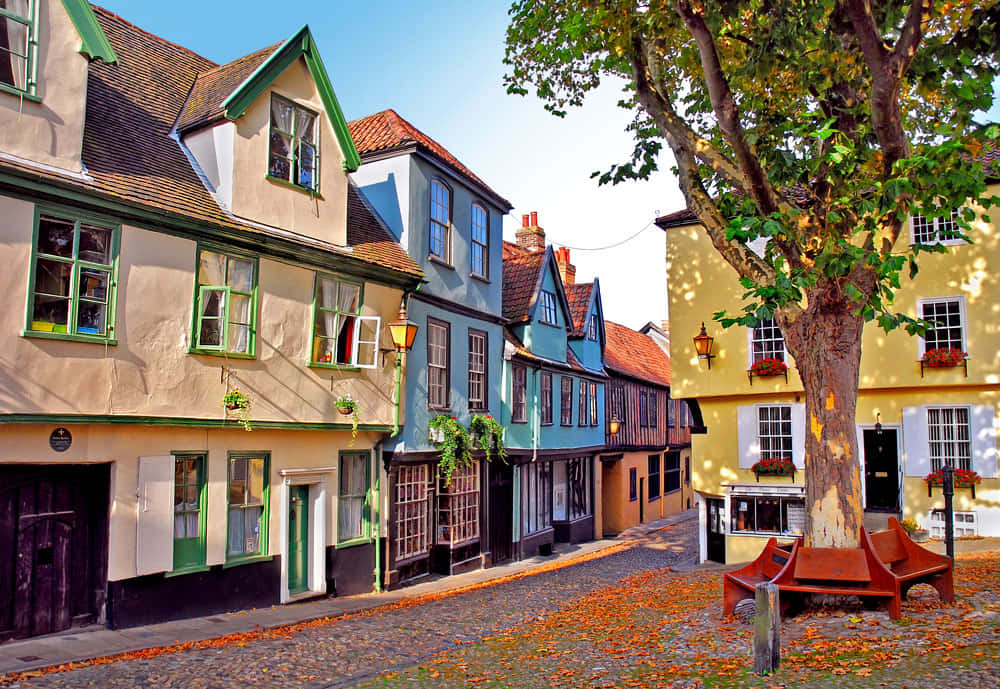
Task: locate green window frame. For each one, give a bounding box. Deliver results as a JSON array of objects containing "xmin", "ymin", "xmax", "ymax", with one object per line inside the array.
[
  {"xmin": 24, "ymin": 208, "xmax": 120, "ymax": 344},
  {"xmin": 226, "ymin": 452, "xmax": 270, "ymax": 562},
  {"xmin": 191, "ymin": 247, "xmax": 257, "ymax": 358},
  {"xmin": 310, "ymin": 274, "xmax": 380, "ymax": 369},
  {"xmin": 268, "ymin": 93, "xmax": 319, "ymax": 192},
  {"xmin": 338, "ymin": 450, "xmax": 371, "ymax": 545},
  {"xmin": 172, "ymin": 453, "xmax": 207, "ymax": 573},
  {"xmin": 0, "ymin": 0, "xmax": 37, "ymax": 98}
]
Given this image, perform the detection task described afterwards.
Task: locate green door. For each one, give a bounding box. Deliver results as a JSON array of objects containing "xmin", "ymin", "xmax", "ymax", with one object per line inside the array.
[{"xmin": 288, "ymin": 486, "xmax": 309, "ymax": 594}]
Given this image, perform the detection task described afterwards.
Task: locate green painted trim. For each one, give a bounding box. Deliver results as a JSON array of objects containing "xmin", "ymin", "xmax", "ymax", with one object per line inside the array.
[
  {"xmin": 337, "ymin": 449, "xmax": 372, "ymax": 545},
  {"xmin": 0, "ymin": 413, "xmax": 397, "ymax": 432},
  {"xmin": 0, "ymin": 170, "xmax": 424, "ymax": 291},
  {"xmin": 60, "ymin": 0, "xmax": 118, "ymax": 63},
  {"xmin": 225, "ymin": 451, "xmax": 271, "ymax": 563},
  {"xmin": 171, "ymin": 452, "xmax": 208, "ymax": 572},
  {"xmin": 191, "ymin": 245, "xmax": 259, "ymax": 358},
  {"xmin": 0, "ymin": 82, "xmax": 41, "ymax": 102},
  {"xmin": 265, "ymin": 174, "xmax": 324, "ymax": 197},
  {"xmin": 163, "ymin": 564, "xmax": 211, "ymax": 578},
  {"xmin": 221, "ymin": 26, "xmax": 361, "ymax": 172},
  {"xmin": 21, "ymin": 330, "xmax": 118, "ymax": 346},
  {"xmin": 221, "ymin": 554, "xmax": 274, "ymax": 570},
  {"xmin": 335, "ymin": 537, "xmax": 373, "ymax": 550}
]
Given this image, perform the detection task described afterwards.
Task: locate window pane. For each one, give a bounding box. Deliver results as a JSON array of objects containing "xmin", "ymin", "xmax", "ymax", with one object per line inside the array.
[
  {"xmin": 296, "ymin": 109, "xmax": 316, "ymax": 142},
  {"xmin": 37, "ymin": 216, "xmax": 74, "ymax": 258},
  {"xmin": 339, "ymin": 496, "xmax": 363, "ymax": 540},
  {"xmin": 198, "ymin": 289, "xmax": 225, "ymax": 347},
  {"xmin": 355, "ymin": 318, "xmax": 378, "ymax": 367},
  {"xmin": 243, "ymin": 506, "xmax": 261, "ymax": 552},
  {"xmin": 77, "ymin": 300, "xmax": 106, "ymax": 335},
  {"xmin": 228, "ymin": 324, "xmax": 251, "ymax": 354},
  {"xmin": 198, "ymin": 251, "xmax": 226, "ymax": 286},
  {"xmin": 79, "ymin": 225, "xmax": 112, "ymax": 264},
  {"xmin": 228, "ymin": 508, "xmax": 244, "ymax": 554},
  {"xmin": 229, "ymin": 457, "xmax": 247, "ymax": 504},
  {"xmin": 247, "ymin": 458, "xmax": 265, "ymax": 505},
  {"xmin": 228, "ymin": 259, "xmax": 254, "ymax": 293},
  {"xmin": 298, "ymin": 141, "xmax": 316, "ymax": 188},
  {"xmin": 339, "ymin": 283, "xmax": 360, "ymax": 314},
  {"xmin": 229, "ymin": 293, "xmax": 251, "ymax": 324},
  {"xmin": 271, "ymin": 97, "xmax": 293, "ymax": 131}
]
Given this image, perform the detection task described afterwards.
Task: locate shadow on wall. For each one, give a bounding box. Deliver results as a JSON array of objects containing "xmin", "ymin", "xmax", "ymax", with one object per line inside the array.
[{"xmin": 357, "ymin": 174, "xmax": 404, "ymax": 242}]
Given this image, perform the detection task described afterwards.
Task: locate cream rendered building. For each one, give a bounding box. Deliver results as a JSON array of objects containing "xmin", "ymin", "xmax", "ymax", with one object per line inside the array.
[
  {"xmin": 0, "ymin": 1, "xmax": 423, "ymax": 637},
  {"xmin": 660, "ymin": 170, "xmax": 1000, "ymax": 565}
]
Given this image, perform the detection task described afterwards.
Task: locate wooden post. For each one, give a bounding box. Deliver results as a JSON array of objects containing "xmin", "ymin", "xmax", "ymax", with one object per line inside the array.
[{"xmin": 753, "ymin": 582, "xmax": 780, "ymax": 675}]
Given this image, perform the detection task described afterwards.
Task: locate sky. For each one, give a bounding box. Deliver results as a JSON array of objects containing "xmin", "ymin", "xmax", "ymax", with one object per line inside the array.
[{"xmin": 97, "ymin": 2, "xmax": 999, "ymax": 333}]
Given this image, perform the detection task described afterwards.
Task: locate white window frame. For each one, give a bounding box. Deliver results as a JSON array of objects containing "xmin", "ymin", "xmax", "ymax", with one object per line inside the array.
[
  {"xmin": 747, "ymin": 317, "xmax": 786, "ymax": 366},
  {"xmin": 728, "ymin": 484, "xmax": 806, "ymax": 537},
  {"xmin": 910, "ymin": 207, "xmax": 965, "ymax": 247},
  {"xmin": 926, "ymin": 406, "xmax": 972, "ymax": 472},
  {"xmin": 916, "ymin": 295, "xmax": 967, "ymax": 356},
  {"xmin": 737, "ymin": 403, "xmax": 806, "ymax": 469},
  {"xmin": 928, "ymin": 509, "xmax": 978, "ymax": 538}
]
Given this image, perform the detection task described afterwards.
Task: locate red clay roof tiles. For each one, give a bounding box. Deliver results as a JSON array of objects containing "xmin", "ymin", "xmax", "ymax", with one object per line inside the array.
[
  {"xmin": 604, "ymin": 321, "xmax": 671, "ymax": 387},
  {"xmin": 564, "ymin": 283, "xmax": 594, "ymax": 337},
  {"xmin": 501, "ymin": 250, "xmax": 544, "ymax": 322}
]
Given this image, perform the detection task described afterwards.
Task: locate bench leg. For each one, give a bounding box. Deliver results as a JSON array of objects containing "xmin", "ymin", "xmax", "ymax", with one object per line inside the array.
[
  {"xmin": 724, "ymin": 579, "xmax": 752, "ymax": 617},
  {"xmin": 930, "ymin": 569, "xmax": 955, "ymax": 605},
  {"xmin": 887, "ymin": 593, "xmax": 901, "ymax": 620}
]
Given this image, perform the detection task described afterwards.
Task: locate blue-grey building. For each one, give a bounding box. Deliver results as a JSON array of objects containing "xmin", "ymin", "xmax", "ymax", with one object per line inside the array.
[{"xmin": 350, "ymin": 110, "xmax": 512, "ymax": 585}]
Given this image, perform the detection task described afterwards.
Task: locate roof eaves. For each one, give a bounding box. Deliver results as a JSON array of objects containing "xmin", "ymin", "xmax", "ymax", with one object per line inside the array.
[{"xmin": 65, "ymin": 0, "xmax": 118, "ymax": 63}]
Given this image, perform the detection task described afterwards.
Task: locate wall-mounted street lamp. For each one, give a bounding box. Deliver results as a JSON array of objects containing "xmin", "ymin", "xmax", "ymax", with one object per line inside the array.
[
  {"xmin": 387, "ymin": 301, "xmax": 418, "ymax": 438},
  {"xmin": 608, "ymin": 416, "xmax": 622, "ymax": 437},
  {"xmin": 693, "ymin": 322, "xmax": 716, "ymax": 370}
]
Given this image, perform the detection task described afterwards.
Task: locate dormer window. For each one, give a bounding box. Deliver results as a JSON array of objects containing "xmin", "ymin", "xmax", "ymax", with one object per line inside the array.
[
  {"xmin": 0, "ymin": 0, "xmax": 34, "ymax": 94},
  {"xmin": 539, "ymin": 290, "xmax": 557, "ymax": 325},
  {"xmin": 587, "ymin": 315, "xmax": 597, "ymax": 341},
  {"xmin": 268, "ymin": 94, "xmax": 318, "ymax": 191}
]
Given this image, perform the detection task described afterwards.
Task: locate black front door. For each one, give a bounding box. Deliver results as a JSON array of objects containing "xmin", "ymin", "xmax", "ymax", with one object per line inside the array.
[
  {"xmin": 706, "ymin": 498, "xmax": 726, "ymax": 564},
  {"xmin": 864, "ymin": 429, "xmax": 900, "ymax": 511},
  {"xmin": 488, "ymin": 461, "xmax": 514, "ymax": 564}
]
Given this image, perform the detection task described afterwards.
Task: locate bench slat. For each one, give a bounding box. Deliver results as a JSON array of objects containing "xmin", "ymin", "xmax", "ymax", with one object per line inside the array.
[{"xmin": 793, "ymin": 547, "xmax": 871, "ymax": 583}]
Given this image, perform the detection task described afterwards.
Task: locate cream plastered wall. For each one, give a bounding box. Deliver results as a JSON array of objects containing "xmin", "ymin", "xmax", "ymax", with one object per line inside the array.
[
  {"xmin": 0, "ymin": 0, "xmax": 89, "ymax": 172},
  {"xmin": 0, "ymin": 424, "xmax": 383, "ymax": 581},
  {"xmin": 228, "ymin": 57, "xmax": 347, "ymax": 246},
  {"xmin": 0, "ymin": 196, "xmax": 403, "ymax": 425}
]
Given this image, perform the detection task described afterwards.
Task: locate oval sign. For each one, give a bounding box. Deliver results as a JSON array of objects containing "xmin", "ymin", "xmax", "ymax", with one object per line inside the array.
[{"xmin": 49, "ymin": 427, "xmax": 72, "ymax": 452}]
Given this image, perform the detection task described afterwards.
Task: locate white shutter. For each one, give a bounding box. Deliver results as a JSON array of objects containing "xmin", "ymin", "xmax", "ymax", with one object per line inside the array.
[
  {"xmin": 136, "ymin": 455, "xmax": 175, "ymax": 576},
  {"xmin": 352, "ymin": 315, "xmax": 382, "ymax": 369},
  {"xmin": 970, "ymin": 404, "xmax": 998, "ymax": 478},
  {"xmin": 737, "ymin": 405, "xmax": 759, "ymax": 468},
  {"xmin": 791, "ymin": 403, "xmax": 806, "ymax": 469},
  {"xmin": 902, "ymin": 407, "xmax": 929, "ymax": 477}
]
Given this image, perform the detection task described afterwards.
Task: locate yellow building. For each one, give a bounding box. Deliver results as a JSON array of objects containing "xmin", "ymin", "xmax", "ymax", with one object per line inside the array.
[{"xmin": 660, "ymin": 173, "xmax": 1000, "ymax": 564}]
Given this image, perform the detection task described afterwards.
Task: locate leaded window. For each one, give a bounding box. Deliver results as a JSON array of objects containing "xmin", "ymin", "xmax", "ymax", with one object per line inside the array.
[
  {"xmin": 427, "ymin": 318, "xmax": 449, "ymax": 409},
  {"xmin": 589, "ymin": 382, "xmax": 598, "ymax": 426},
  {"xmin": 664, "ymin": 452, "xmax": 680, "ymax": 493},
  {"xmin": 268, "ymin": 95, "xmax": 318, "ymax": 190},
  {"xmin": 522, "ymin": 461, "xmax": 552, "ymax": 535},
  {"xmin": 429, "ymin": 180, "xmax": 451, "ymax": 260},
  {"xmin": 927, "ymin": 407, "xmax": 971, "ymax": 472},
  {"xmin": 395, "ymin": 465, "xmax": 430, "ymax": 561},
  {"xmin": 468, "ymin": 330, "xmax": 487, "ymax": 411},
  {"xmin": 438, "ymin": 462, "xmax": 479, "ymax": 546},
  {"xmin": 195, "ymin": 248, "xmax": 256, "ymax": 356},
  {"xmin": 471, "ymin": 204, "xmax": 488, "ymax": 277},
  {"xmin": 173, "ymin": 454, "xmax": 205, "ymax": 571},
  {"xmin": 578, "ymin": 380, "xmax": 587, "ymax": 427}
]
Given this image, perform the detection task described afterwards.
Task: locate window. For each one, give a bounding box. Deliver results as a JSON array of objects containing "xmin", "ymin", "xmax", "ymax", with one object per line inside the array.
[
  {"xmin": 27, "ymin": 212, "xmax": 119, "ymax": 342},
  {"xmin": 664, "ymin": 452, "xmax": 680, "ymax": 493},
  {"xmin": 684, "ymin": 455, "xmax": 691, "ymax": 485},
  {"xmin": 930, "ymin": 509, "xmax": 977, "ymax": 538},
  {"xmin": 395, "ymin": 464, "xmax": 430, "ymax": 561},
  {"xmin": 589, "ymin": 382, "xmax": 598, "ymax": 426},
  {"xmin": 639, "ymin": 392, "xmax": 649, "ymax": 428},
  {"xmin": 628, "ymin": 467, "xmax": 637, "ymax": 502},
  {"xmin": 566, "ymin": 458, "xmax": 591, "ymax": 520},
  {"xmin": 927, "ymin": 407, "xmax": 971, "ymax": 471},
  {"xmin": 338, "ymin": 452, "xmax": 369, "ymax": 543},
  {"xmin": 522, "ymin": 461, "xmax": 552, "ymax": 535},
  {"xmin": 667, "ymin": 398, "xmax": 675, "ymax": 427},
  {"xmin": 539, "ymin": 290, "xmax": 557, "ymax": 325},
  {"xmin": 560, "ymin": 377, "xmax": 573, "ymax": 426},
  {"xmin": 512, "ymin": 365, "xmax": 527, "ymax": 422},
  {"xmin": 587, "ymin": 316, "xmax": 598, "ymax": 341},
  {"xmin": 173, "ymin": 454, "xmax": 205, "ymax": 571},
  {"xmin": 194, "ymin": 248, "xmax": 256, "ymax": 356},
  {"xmin": 912, "ymin": 207, "xmax": 962, "ymax": 245},
  {"xmin": 647, "ymin": 455, "xmax": 660, "ymax": 500},
  {"xmin": 0, "ymin": 0, "xmax": 34, "ymax": 94},
  {"xmin": 540, "ymin": 372, "xmax": 553, "ymax": 425},
  {"xmin": 919, "ymin": 297, "xmax": 965, "ymax": 354},
  {"xmin": 758, "ymin": 405, "xmax": 793, "ymax": 461},
  {"xmin": 609, "ymin": 383, "xmax": 624, "ymax": 429},
  {"xmin": 649, "ymin": 391, "xmax": 657, "ymax": 428},
  {"xmin": 438, "ymin": 462, "xmax": 479, "ymax": 546},
  {"xmin": 268, "ymin": 95, "xmax": 318, "ymax": 191},
  {"xmin": 312, "ymin": 276, "xmax": 379, "ymax": 368},
  {"xmin": 468, "ymin": 330, "xmax": 487, "ymax": 411},
  {"xmin": 427, "ymin": 318, "xmax": 450, "ymax": 409},
  {"xmin": 471, "ymin": 204, "xmax": 488, "ymax": 277},
  {"xmin": 227, "ymin": 453, "xmax": 269, "ymax": 559},
  {"xmin": 750, "ymin": 317, "xmax": 785, "ymax": 364},
  {"xmin": 731, "ymin": 495, "xmax": 805, "ymax": 535},
  {"xmin": 429, "ymin": 179, "xmax": 451, "ymax": 261},
  {"xmin": 578, "ymin": 380, "xmax": 587, "ymax": 427}
]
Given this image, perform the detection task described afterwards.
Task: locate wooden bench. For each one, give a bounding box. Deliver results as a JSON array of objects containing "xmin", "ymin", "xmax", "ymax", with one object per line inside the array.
[
  {"xmin": 864, "ymin": 517, "xmax": 954, "ymax": 606},
  {"xmin": 723, "ymin": 538, "xmax": 793, "ymax": 617}
]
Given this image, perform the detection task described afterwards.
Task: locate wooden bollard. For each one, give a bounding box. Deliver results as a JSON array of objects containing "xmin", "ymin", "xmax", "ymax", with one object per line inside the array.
[{"xmin": 753, "ymin": 582, "xmax": 780, "ymax": 675}]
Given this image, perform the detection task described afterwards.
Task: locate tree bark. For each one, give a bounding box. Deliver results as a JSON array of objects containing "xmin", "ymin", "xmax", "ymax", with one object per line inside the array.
[{"xmin": 781, "ymin": 284, "xmax": 866, "ymax": 548}]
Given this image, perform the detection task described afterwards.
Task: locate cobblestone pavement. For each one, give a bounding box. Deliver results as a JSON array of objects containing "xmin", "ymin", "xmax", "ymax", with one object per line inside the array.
[{"xmin": 2, "ymin": 521, "xmax": 698, "ymax": 689}]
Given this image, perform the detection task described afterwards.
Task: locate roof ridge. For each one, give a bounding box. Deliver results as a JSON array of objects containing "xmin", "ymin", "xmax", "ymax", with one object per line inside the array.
[
  {"xmin": 193, "ymin": 40, "xmax": 283, "ymax": 79},
  {"xmin": 91, "ymin": 4, "xmax": 217, "ymax": 68}
]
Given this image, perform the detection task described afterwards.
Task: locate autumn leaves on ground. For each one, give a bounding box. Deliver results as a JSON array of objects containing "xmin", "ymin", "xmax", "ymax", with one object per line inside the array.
[{"xmin": 367, "ymin": 552, "xmax": 1000, "ymax": 689}]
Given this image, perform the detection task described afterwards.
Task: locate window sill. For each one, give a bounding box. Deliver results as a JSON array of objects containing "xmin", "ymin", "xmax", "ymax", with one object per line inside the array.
[
  {"xmin": 308, "ymin": 362, "xmax": 361, "ymax": 372},
  {"xmin": 541, "ymin": 421, "xmax": 554, "ymax": 427},
  {"xmin": 188, "ymin": 348, "xmax": 257, "ymax": 360},
  {"xmin": 511, "ymin": 418, "xmax": 528, "ymax": 424},
  {"xmin": 223, "ymin": 554, "xmax": 274, "ymax": 570},
  {"xmin": 266, "ymin": 174, "xmax": 322, "ymax": 197},
  {"xmin": 470, "ymin": 272, "xmax": 491, "ymax": 284},
  {"xmin": 164, "ymin": 564, "xmax": 211, "ymax": 578},
  {"xmin": 647, "ymin": 495, "xmax": 661, "ymax": 503},
  {"xmin": 23, "ymin": 330, "xmax": 118, "ymax": 346},
  {"xmin": 0, "ymin": 83, "xmax": 41, "ymax": 102},
  {"xmin": 428, "ymin": 254, "xmax": 455, "ymax": 270},
  {"xmin": 336, "ymin": 537, "xmax": 373, "ymax": 550},
  {"xmin": 427, "ymin": 405, "xmax": 452, "ymax": 414}
]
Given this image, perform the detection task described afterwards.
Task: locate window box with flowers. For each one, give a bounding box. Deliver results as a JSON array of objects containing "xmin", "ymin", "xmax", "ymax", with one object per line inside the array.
[
  {"xmin": 748, "ymin": 357, "xmax": 788, "ymax": 384},
  {"xmin": 751, "ymin": 457, "xmax": 796, "ymax": 482},
  {"xmin": 924, "ymin": 467, "xmax": 981, "ymax": 498},
  {"xmin": 920, "ymin": 348, "xmax": 968, "ymax": 378}
]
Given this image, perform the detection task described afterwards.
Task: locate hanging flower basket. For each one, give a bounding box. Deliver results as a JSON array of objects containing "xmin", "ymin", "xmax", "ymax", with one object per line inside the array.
[
  {"xmin": 334, "ymin": 395, "xmax": 360, "ymax": 444},
  {"xmin": 428, "ymin": 415, "xmax": 473, "ymax": 487},
  {"xmin": 751, "ymin": 457, "xmax": 796, "ymax": 480},
  {"xmin": 222, "ymin": 389, "xmax": 252, "ymax": 432},
  {"xmin": 469, "ymin": 414, "xmax": 507, "ymax": 464},
  {"xmin": 750, "ymin": 358, "xmax": 788, "ymax": 377},
  {"xmin": 921, "ymin": 348, "xmax": 966, "ymax": 368}
]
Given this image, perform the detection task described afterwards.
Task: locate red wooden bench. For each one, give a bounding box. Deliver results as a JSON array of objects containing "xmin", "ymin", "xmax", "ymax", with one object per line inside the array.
[
  {"xmin": 863, "ymin": 517, "xmax": 954, "ymax": 606},
  {"xmin": 722, "ymin": 538, "xmax": 793, "ymax": 617}
]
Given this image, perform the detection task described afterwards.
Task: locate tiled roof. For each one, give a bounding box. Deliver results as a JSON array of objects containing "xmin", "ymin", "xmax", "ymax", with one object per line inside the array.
[
  {"xmin": 503, "ymin": 240, "xmax": 530, "ymax": 260},
  {"xmin": 604, "ymin": 321, "xmax": 671, "ymax": 387},
  {"xmin": 501, "ymin": 250, "xmax": 544, "ymax": 322},
  {"xmin": 348, "ymin": 109, "xmax": 513, "ymax": 211},
  {"xmin": 503, "ymin": 329, "xmax": 597, "ymax": 375},
  {"xmin": 564, "ymin": 283, "xmax": 594, "ymax": 337},
  {"xmin": 174, "ymin": 42, "xmax": 281, "ymax": 133},
  {"xmin": 0, "ymin": 6, "xmax": 422, "ymax": 282}
]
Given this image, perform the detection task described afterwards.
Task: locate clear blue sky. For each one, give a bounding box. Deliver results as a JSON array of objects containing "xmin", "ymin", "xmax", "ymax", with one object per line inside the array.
[{"xmin": 98, "ymin": 2, "xmax": 999, "ymax": 333}]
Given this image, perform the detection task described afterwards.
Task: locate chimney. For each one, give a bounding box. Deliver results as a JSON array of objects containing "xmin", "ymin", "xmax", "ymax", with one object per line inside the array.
[
  {"xmin": 515, "ymin": 211, "xmax": 546, "ymax": 253},
  {"xmin": 555, "ymin": 246, "xmax": 576, "ymax": 286}
]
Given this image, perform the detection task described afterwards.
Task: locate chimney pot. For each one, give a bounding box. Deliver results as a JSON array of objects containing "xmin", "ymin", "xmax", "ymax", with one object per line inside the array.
[
  {"xmin": 530, "ymin": 211, "xmax": 538, "ymax": 226},
  {"xmin": 522, "ymin": 214, "xmax": 530, "ymax": 228}
]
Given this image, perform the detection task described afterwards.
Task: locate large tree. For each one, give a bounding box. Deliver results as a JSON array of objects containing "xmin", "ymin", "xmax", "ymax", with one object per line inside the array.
[{"xmin": 505, "ymin": 0, "xmax": 999, "ymax": 547}]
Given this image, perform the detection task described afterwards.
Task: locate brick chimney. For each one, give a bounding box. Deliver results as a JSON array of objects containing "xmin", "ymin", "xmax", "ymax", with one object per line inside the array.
[
  {"xmin": 555, "ymin": 246, "xmax": 576, "ymax": 286},
  {"xmin": 515, "ymin": 211, "xmax": 546, "ymax": 253}
]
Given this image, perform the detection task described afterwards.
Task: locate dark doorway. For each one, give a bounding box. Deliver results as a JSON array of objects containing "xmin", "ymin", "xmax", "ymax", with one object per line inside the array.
[
  {"xmin": 863, "ymin": 428, "xmax": 900, "ymax": 511},
  {"xmin": 488, "ymin": 460, "xmax": 514, "ymax": 564},
  {"xmin": 0, "ymin": 464, "xmax": 110, "ymax": 639},
  {"xmin": 638, "ymin": 478, "xmax": 645, "ymax": 523},
  {"xmin": 706, "ymin": 498, "xmax": 726, "ymax": 564}
]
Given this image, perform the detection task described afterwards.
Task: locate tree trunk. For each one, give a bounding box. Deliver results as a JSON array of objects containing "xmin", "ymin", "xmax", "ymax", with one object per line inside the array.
[{"xmin": 782, "ymin": 285, "xmax": 865, "ymax": 548}]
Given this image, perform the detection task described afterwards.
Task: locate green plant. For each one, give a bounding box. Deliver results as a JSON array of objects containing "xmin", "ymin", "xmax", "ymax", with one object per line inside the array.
[
  {"xmin": 428, "ymin": 415, "xmax": 472, "ymax": 487},
  {"xmin": 924, "ymin": 467, "xmax": 981, "ymax": 488},
  {"xmin": 223, "ymin": 389, "xmax": 252, "ymax": 432},
  {"xmin": 469, "ymin": 414, "xmax": 507, "ymax": 464},
  {"xmin": 899, "ymin": 518, "xmax": 920, "ymax": 534},
  {"xmin": 750, "ymin": 457, "xmax": 795, "ymax": 476},
  {"xmin": 750, "ymin": 358, "xmax": 788, "ymax": 377},
  {"xmin": 921, "ymin": 347, "xmax": 967, "ymax": 367},
  {"xmin": 335, "ymin": 395, "xmax": 360, "ymax": 443}
]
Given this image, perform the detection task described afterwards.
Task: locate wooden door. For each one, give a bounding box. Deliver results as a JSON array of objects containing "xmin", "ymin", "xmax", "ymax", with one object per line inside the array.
[
  {"xmin": 864, "ymin": 429, "xmax": 900, "ymax": 512},
  {"xmin": 287, "ymin": 486, "xmax": 309, "ymax": 595},
  {"xmin": 488, "ymin": 461, "xmax": 513, "ymax": 564},
  {"xmin": 706, "ymin": 498, "xmax": 726, "ymax": 564}
]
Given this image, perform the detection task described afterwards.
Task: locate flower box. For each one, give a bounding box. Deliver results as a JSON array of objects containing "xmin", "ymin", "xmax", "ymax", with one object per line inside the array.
[
  {"xmin": 924, "ymin": 467, "xmax": 980, "ymax": 497},
  {"xmin": 748, "ymin": 357, "xmax": 788, "ymax": 384},
  {"xmin": 751, "ymin": 457, "xmax": 796, "ymax": 481},
  {"xmin": 921, "ymin": 348, "xmax": 966, "ymax": 368}
]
